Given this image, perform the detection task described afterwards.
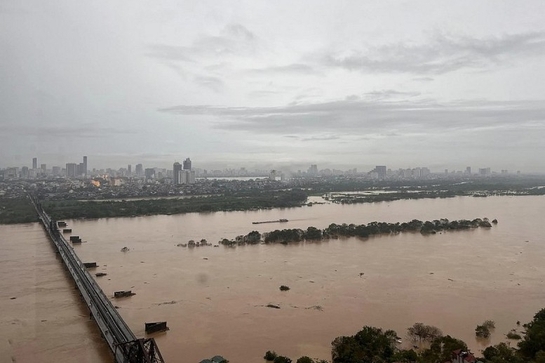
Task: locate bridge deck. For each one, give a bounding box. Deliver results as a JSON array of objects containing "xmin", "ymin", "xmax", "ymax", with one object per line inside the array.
[{"xmin": 30, "ymin": 196, "xmax": 165, "ymax": 363}]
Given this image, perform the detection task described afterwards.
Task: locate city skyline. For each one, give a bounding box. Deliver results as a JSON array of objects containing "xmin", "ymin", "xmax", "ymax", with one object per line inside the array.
[
  {"xmin": 0, "ymin": 154, "xmax": 526, "ymax": 178},
  {"xmin": 1, "ymin": 1, "xmax": 545, "ymax": 172}
]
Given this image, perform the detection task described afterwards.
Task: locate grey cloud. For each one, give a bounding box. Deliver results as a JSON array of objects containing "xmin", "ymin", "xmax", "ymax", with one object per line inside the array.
[
  {"xmin": 147, "ymin": 24, "xmax": 258, "ymax": 63},
  {"xmin": 159, "ymin": 98, "xmax": 545, "ymax": 137},
  {"xmin": 363, "ymin": 90, "xmax": 421, "ymax": 100},
  {"xmin": 301, "ymin": 135, "xmax": 340, "ymax": 142},
  {"xmin": 3, "ymin": 124, "xmax": 134, "ymax": 139},
  {"xmin": 248, "ymin": 90, "xmax": 282, "ymax": 98},
  {"xmin": 194, "ymin": 76, "xmax": 224, "ymax": 92},
  {"xmin": 246, "ymin": 63, "xmax": 321, "ymax": 76},
  {"xmin": 413, "ymin": 77, "xmax": 434, "ymax": 82},
  {"xmin": 320, "ymin": 32, "xmax": 545, "ymax": 74}
]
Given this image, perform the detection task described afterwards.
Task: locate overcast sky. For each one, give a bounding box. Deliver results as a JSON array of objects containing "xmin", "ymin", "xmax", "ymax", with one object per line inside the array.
[{"xmin": 1, "ymin": 1, "xmax": 544, "ymax": 172}]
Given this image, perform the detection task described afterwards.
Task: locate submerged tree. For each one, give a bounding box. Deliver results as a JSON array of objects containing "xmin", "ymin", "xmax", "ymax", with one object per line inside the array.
[{"xmin": 407, "ymin": 323, "xmax": 443, "ymax": 343}]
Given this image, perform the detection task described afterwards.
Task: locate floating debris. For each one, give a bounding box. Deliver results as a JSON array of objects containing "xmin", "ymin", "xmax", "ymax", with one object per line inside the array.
[
  {"xmin": 114, "ymin": 290, "xmax": 135, "ymax": 298},
  {"xmin": 145, "ymin": 321, "xmax": 169, "ymax": 334}
]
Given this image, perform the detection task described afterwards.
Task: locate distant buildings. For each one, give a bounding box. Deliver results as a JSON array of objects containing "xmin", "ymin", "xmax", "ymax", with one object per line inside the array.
[
  {"xmin": 173, "ymin": 158, "xmax": 196, "ymax": 185},
  {"xmin": 173, "ymin": 162, "xmax": 182, "ymax": 185},
  {"xmin": 21, "ymin": 166, "xmax": 29, "ymax": 179},
  {"xmin": 144, "ymin": 168, "xmax": 155, "ymax": 179},
  {"xmin": 32, "ymin": 157, "xmax": 37, "ymax": 170},
  {"xmin": 308, "ymin": 164, "xmax": 318, "ymax": 175},
  {"xmin": 375, "ymin": 166, "xmax": 387, "ymax": 179},
  {"xmin": 66, "ymin": 163, "xmax": 77, "ymax": 178},
  {"xmin": 135, "ymin": 164, "xmax": 143, "ymax": 177}
]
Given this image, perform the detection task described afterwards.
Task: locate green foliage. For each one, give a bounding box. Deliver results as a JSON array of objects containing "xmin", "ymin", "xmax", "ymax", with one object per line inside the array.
[
  {"xmin": 476, "ymin": 324, "xmax": 492, "ymax": 338},
  {"xmin": 391, "ymin": 349, "xmax": 418, "ymax": 362},
  {"xmin": 331, "ymin": 326, "xmax": 398, "ymax": 363},
  {"xmin": 518, "ymin": 308, "xmax": 545, "ymax": 360},
  {"xmin": 273, "ymin": 356, "xmax": 292, "ymax": 363},
  {"xmin": 407, "ymin": 323, "xmax": 443, "ymax": 343},
  {"xmin": 476, "ymin": 319, "xmax": 495, "ymax": 338},
  {"xmin": 420, "ymin": 335, "xmax": 467, "ymax": 363},
  {"xmin": 483, "ymin": 320, "xmax": 496, "ymax": 329},
  {"xmin": 304, "ymin": 226, "xmax": 322, "ymax": 240},
  {"xmin": 246, "ymin": 230, "xmax": 261, "ymax": 244},
  {"xmin": 535, "ymin": 351, "xmax": 545, "ymax": 363},
  {"xmin": 506, "ymin": 330, "xmax": 522, "ymax": 340},
  {"xmin": 296, "ymin": 357, "xmax": 314, "ymax": 363},
  {"xmin": 483, "ymin": 342, "xmax": 523, "ymax": 363},
  {"xmin": 279, "ymin": 285, "xmax": 290, "ymax": 291},
  {"xmin": 41, "ymin": 189, "xmax": 308, "ymax": 221},
  {"xmin": 264, "ymin": 351, "xmax": 278, "ymax": 361},
  {"xmin": 252, "ymin": 217, "xmax": 493, "ymax": 245},
  {"xmin": 0, "ymin": 197, "xmax": 39, "ymax": 224}
]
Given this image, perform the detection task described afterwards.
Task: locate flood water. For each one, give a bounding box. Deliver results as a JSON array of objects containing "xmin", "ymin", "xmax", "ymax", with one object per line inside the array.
[
  {"xmin": 0, "ymin": 223, "xmax": 111, "ymax": 363},
  {"xmin": 2, "ymin": 195, "xmax": 545, "ymax": 363}
]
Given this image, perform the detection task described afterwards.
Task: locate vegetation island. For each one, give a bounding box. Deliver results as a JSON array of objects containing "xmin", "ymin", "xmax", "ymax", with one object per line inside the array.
[{"xmin": 175, "ymin": 217, "xmax": 496, "ymax": 247}]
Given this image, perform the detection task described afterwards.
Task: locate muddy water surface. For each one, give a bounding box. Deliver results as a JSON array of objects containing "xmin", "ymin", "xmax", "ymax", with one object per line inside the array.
[
  {"xmin": 0, "ymin": 223, "xmax": 111, "ymax": 363},
  {"xmin": 2, "ymin": 196, "xmax": 545, "ymax": 363}
]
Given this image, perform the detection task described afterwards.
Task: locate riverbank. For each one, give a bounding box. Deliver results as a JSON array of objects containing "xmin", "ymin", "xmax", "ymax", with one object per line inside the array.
[{"xmin": 1, "ymin": 179, "xmax": 543, "ymax": 224}]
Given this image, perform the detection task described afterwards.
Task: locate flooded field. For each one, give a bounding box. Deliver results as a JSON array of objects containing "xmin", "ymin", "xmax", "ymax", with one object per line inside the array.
[{"xmin": 2, "ymin": 195, "xmax": 545, "ymax": 362}]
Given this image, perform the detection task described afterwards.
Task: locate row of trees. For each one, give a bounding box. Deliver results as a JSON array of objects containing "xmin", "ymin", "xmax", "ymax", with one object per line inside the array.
[
  {"xmin": 219, "ymin": 218, "xmax": 494, "ymax": 246},
  {"xmin": 43, "ymin": 189, "xmax": 309, "ymax": 221}
]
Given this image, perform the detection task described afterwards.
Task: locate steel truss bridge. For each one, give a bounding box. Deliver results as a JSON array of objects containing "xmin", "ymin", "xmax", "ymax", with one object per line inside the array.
[{"xmin": 30, "ymin": 195, "xmax": 165, "ymax": 363}]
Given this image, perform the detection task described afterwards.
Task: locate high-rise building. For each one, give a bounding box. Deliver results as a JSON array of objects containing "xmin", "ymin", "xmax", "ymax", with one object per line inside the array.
[
  {"xmin": 177, "ymin": 170, "xmax": 196, "ymax": 184},
  {"xmin": 127, "ymin": 165, "xmax": 132, "ymax": 176},
  {"xmin": 83, "ymin": 156, "xmax": 87, "ymax": 177},
  {"xmin": 52, "ymin": 166, "xmax": 61, "ymax": 176},
  {"xmin": 308, "ymin": 164, "xmax": 318, "ymax": 174},
  {"xmin": 66, "ymin": 163, "xmax": 77, "ymax": 178},
  {"xmin": 144, "ymin": 168, "xmax": 155, "ymax": 179},
  {"xmin": 173, "ymin": 162, "xmax": 182, "ymax": 185},
  {"xmin": 183, "ymin": 158, "xmax": 192, "ymax": 170},
  {"xmin": 21, "ymin": 166, "xmax": 29, "ymax": 179},
  {"xmin": 32, "ymin": 158, "xmax": 37, "ymax": 169},
  {"xmin": 466, "ymin": 166, "xmax": 471, "ymax": 174},
  {"xmin": 40, "ymin": 164, "xmax": 46, "ymax": 173},
  {"xmin": 135, "ymin": 164, "xmax": 143, "ymax": 177},
  {"xmin": 375, "ymin": 166, "xmax": 387, "ymax": 179}
]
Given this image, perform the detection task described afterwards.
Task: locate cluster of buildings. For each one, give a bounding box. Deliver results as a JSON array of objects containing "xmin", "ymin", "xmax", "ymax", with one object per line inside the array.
[
  {"xmin": 2, "ymin": 156, "xmax": 87, "ymax": 179},
  {"xmin": 173, "ymin": 158, "xmax": 196, "ymax": 185},
  {"xmin": 0, "ymin": 155, "xmax": 522, "ymax": 183}
]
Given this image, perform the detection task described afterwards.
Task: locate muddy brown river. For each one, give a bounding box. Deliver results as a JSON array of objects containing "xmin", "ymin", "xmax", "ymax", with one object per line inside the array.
[{"xmin": 1, "ymin": 195, "xmax": 544, "ymax": 363}]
